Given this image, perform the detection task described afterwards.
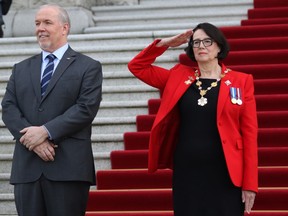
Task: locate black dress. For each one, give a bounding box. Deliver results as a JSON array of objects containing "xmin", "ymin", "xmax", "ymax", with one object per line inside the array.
[{"xmin": 173, "ymin": 78, "xmax": 244, "ymax": 216}]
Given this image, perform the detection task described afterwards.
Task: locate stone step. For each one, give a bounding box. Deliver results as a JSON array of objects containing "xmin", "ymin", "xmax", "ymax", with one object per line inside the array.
[
  {"xmin": 0, "ymin": 30, "xmax": 183, "ymax": 50},
  {"xmin": 0, "ymin": 94, "xmax": 154, "ymax": 117},
  {"xmin": 140, "ymin": 0, "xmax": 252, "ymax": 6},
  {"xmin": 102, "ymin": 85, "xmax": 159, "ymax": 101},
  {"xmin": 102, "ymin": 71, "xmax": 147, "ymax": 86},
  {"xmin": 0, "ymin": 81, "xmax": 159, "ymax": 99},
  {"xmin": 0, "ymin": 96, "xmax": 159, "ymax": 122},
  {"xmin": 0, "ymin": 72, "xmax": 155, "ymax": 116},
  {"xmin": 93, "ymin": 116, "xmax": 136, "ymax": 134},
  {"xmin": 92, "ymin": 12, "xmax": 247, "ymax": 27},
  {"xmin": 0, "ymin": 173, "xmax": 13, "ymax": 194},
  {"xmin": 91, "ymin": 0, "xmax": 252, "ymax": 18},
  {"xmin": 0, "ymin": 193, "xmax": 16, "ymax": 215},
  {"xmin": 0, "ymin": 54, "xmax": 178, "ymax": 79},
  {"xmin": 0, "ymin": 132, "xmax": 125, "ymax": 153},
  {"xmin": 0, "ymin": 133, "xmax": 126, "ymax": 193},
  {"xmin": 0, "ymin": 154, "xmax": 110, "ymax": 215},
  {"xmin": 0, "ymin": 151, "xmax": 111, "ymax": 175},
  {"xmin": 139, "ymin": 0, "xmax": 198, "ymax": 4},
  {"xmin": 0, "ymin": 42, "xmax": 183, "ymax": 63},
  {"xmin": 0, "ymin": 69, "xmax": 150, "ymax": 87},
  {"xmin": 86, "ymin": 0, "xmax": 252, "ymax": 33},
  {"xmin": 0, "ymin": 109, "xmax": 155, "ymax": 135},
  {"xmin": 0, "ymin": 71, "xmax": 144, "ymax": 89},
  {"xmin": 0, "ymin": 133, "xmax": 122, "ymax": 195},
  {"xmin": 97, "ymin": 100, "xmax": 150, "ymax": 117},
  {"xmin": 0, "ymin": 60, "xmax": 176, "ymax": 80},
  {"xmin": 0, "ymin": 114, "xmax": 139, "ymax": 136},
  {"xmin": 91, "ymin": 8, "xmax": 249, "ymax": 27},
  {"xmin": 84, "ymin": 20, "xmax": 241, "ymax": 34}
]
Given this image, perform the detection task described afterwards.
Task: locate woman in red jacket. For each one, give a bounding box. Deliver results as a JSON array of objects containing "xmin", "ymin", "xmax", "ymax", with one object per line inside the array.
[{"xmin": 128, "ymin": 22, "xmax": 258, "ymax": 216}]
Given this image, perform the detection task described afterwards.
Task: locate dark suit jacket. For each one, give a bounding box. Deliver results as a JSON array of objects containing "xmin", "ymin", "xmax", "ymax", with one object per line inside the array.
[
  {"xmin": 128, "ymin": 40, "xmax": 258, "ymax": 192},
  {"xmin": 2, "ymin": 47, "xmax": 102, "ymax": 185}
]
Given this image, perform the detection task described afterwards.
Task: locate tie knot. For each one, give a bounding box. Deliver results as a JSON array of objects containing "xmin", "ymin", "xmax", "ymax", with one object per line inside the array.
[{"xmin": 46, "ymin": 54, "xmax": 56, "ymax": 62}]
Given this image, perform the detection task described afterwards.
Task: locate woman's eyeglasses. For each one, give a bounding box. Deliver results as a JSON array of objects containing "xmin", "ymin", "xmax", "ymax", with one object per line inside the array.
[{"xmin": 191, "ymin": 38, "xmax": 214, "ymax": 48}]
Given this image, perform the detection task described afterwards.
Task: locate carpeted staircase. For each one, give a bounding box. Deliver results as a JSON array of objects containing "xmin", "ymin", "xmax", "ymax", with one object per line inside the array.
[{"xmin": 86, "ymin": 0, "xmax": 288, "ymax": 215}]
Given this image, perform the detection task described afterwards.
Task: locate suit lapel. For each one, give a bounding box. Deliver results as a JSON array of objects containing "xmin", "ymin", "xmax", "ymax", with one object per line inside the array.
[
  {"xmin": 30, "ymin": 54, "xmax": 42, "ymax": 102},
  {"xmin": 41, "ymin": 47, "xmax": 76, "ymax": 101},
  {"xmin": 165, "ymin": 67, "xmax": 196, "ymax": 116},
  {"xmin": 153, "ymin": 68, "xmax": 195, "ymax": 127},
  {"xmin": 217, "ymin": 70, "xmax": 234, "ymax": 120}
]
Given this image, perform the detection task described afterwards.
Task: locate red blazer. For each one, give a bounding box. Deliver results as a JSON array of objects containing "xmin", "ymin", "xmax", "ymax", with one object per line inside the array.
[{"xmin": 128, "ymin": 40, "xmax": 258, "ymax": 192}]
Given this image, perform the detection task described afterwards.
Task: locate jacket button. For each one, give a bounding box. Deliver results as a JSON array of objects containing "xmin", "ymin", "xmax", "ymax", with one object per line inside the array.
[{"xmin": 38, "ymin": 107, "xmax": 44, "ymax": 112}]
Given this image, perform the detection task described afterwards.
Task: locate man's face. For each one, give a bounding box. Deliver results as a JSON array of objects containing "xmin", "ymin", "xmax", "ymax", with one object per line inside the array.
[{"xmin": 35, "ymin": 6, "xmax": 68, "ymax": 52}]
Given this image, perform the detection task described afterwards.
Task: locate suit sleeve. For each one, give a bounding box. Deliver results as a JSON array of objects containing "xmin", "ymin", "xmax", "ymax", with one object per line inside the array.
[
  {"xmin": 241, "ymin": 74, "xmax": 258, "ymax": 192},
  {"xmin": 128, "ymin": 39, "xmax": 171, "ymax": 91},
  {"xmin": 44, "ymin": 58, "xmax": 102, "ymax": 140},
  {"xmin": 1, "ymin": 66, "xmax": 32, "ymax": 140}
]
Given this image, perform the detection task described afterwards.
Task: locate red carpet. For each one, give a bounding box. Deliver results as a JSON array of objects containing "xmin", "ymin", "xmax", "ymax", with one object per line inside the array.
[{"xmin": 86, "ymin": 0, "xmax": 288, "ymax": 215}]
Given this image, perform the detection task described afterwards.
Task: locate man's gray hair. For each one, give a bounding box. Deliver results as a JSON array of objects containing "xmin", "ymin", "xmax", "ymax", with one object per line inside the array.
[{"xmin": 39, "ymin": 4, "xmax": 71, "ymax": 34}]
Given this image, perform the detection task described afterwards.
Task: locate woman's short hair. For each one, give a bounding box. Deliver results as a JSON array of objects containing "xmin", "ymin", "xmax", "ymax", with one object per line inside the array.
[{"xmin": 185, "ymin": 22, "xmax": 230, "ymax": 62}]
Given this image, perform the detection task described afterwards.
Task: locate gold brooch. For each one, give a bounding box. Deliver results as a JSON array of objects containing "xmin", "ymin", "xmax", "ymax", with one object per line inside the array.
[{"xmin": 184, "ymin": 76, "xmax": 194, "ymax": 85}]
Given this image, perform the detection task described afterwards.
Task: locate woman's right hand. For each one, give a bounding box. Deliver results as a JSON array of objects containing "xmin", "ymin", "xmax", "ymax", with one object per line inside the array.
[{"xmin": 156, "ymin": 29, "xmax": 193, "ymax": 48}]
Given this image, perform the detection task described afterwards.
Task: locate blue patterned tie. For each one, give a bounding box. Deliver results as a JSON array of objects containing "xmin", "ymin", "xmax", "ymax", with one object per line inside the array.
[{"xmin": 41, "ymin": 54, "xmax": 56, "ymax": 96}]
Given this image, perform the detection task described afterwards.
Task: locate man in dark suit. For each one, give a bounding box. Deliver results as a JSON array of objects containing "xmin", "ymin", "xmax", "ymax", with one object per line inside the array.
[{"xmin": 1, "ymin": 3, "xmax": 102, "ymax": 216}]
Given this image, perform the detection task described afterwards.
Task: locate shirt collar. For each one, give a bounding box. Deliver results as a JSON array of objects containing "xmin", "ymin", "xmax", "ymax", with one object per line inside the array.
[{"xmin": 42, "ymin": 43, "xmax": 69, "ymax": 62}]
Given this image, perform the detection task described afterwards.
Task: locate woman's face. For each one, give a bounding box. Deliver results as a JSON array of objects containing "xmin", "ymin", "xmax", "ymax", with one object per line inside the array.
[{"xmin": 192, "ymin": 29, "xmax": 221, "ymax": 63}]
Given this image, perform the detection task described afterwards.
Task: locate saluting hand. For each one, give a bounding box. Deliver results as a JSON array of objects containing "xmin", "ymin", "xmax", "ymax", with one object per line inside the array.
[{"xmin": 156, "ymin": 29, "xmax": 193, "ymax": 48}]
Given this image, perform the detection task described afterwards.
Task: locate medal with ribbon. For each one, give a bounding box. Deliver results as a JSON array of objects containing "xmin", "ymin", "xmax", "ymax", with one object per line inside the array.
[
  {"xmin": 230, "ymin": 87, "xmax": 242, "ymax": 105},
  {"xmin": 236, "ymin": 88, "xmax": 242, "ymax": 105}
]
